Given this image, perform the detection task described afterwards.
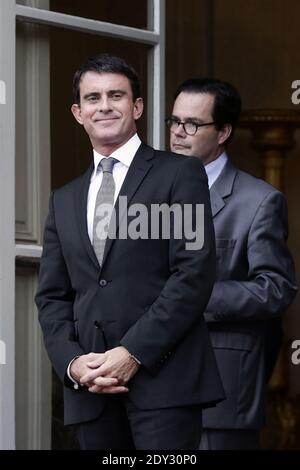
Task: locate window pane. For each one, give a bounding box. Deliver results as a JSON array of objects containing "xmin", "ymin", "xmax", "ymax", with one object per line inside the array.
[
  {"xmin": 50, "ymin": 0, "xmax": 148, "ymax": 30},
  {"xmin": 17, "ymin": 0, "xmax": 149, "ymax": 30}
]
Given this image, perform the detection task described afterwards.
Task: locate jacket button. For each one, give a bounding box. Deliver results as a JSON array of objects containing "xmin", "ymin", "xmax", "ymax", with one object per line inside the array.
[{"xmin": 99, "ymin": 279, "xmax": 107, "ymax": 287}]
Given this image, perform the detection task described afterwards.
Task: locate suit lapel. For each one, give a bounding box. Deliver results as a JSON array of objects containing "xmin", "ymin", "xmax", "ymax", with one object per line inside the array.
[
  {"xmin": 101, "ymin": 143, "xmax": 155, "ymax": 268},
  {"xmin": 210, "ymin": 159, "xmax": 237, "ymax": 217},
  {"xmin": 75, "ymin": 163, "xmax": 100, "ymax": 270}
]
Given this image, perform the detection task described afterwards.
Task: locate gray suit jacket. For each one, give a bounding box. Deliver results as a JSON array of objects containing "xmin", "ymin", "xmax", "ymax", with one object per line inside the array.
[{"xmin": 202, "ymin": 158, "xmax": 297, "ymax": 430}]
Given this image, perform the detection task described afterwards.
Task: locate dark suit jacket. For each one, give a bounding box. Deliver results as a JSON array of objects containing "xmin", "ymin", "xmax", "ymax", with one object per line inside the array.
[
  {"xmin": 35, "ymin": 143, "xmax": 225, "ymax": 426},
  {"xmin": 202, "ymin": 159, "xmax": 297, "ymax": 430}
]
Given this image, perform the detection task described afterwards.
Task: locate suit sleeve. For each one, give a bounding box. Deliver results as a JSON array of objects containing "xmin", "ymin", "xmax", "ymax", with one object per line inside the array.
[
  {"xmin": 120, "ymin": 156, "xmax": 216, "ymax": 374},
  {"xmin": 35, "ymin": 192, "xmax": 85, "ymax": 382},
  {"xmin": 204, "ymin": 190, "xmax": 297, "ymax": 323}
]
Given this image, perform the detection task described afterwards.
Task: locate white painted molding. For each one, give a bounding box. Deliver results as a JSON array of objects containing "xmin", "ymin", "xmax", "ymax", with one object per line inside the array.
[
  {"xmin": 15, "ymin": 244, "xmax": 42, "ymax": 259},
  {"xmin": 147, "ymin": 0, "xmax": 165, "ymax": 149},
  {"xmin": 16, "ymin": 4, "xmax": 160, "ymax": 44}
]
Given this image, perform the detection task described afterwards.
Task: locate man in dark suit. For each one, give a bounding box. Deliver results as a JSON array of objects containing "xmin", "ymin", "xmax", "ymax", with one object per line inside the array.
[
  {"xmin": 168, "ymin": 78, "xmax": 297, "ymax": 450},
  {"xmin": 35, "ymin": 55, "xmax": 224, "ymax": 450}
]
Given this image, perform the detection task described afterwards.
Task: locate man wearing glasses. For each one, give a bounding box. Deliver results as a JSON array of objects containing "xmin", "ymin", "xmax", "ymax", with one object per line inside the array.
[{"xmin": 167, "ymin": 78, "xmax": 297, "ymax": 449}]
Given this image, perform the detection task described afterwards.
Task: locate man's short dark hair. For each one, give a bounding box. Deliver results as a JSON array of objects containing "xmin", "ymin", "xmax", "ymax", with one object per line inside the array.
[
  {"xmin": 73, "ymin": 54, "xmax": 141, "ymax": 105},
  {"xmin": 174, "ymin": 78, "xmax": 242, "ymax": 145}
]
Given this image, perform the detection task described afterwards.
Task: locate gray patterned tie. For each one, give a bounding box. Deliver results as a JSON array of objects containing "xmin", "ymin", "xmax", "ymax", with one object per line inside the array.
[{"xmin": 93, "ymin": 157, "xmax": 118, "ymax": 266}]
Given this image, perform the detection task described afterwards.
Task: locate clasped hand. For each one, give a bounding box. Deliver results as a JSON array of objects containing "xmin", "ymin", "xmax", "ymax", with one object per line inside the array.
[{"xmin": 70, "ymin": 346, "xmax": 140, "ymax": 394}]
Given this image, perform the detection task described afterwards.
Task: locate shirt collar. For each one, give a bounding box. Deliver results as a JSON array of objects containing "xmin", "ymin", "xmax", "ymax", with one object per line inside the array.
[
  {"xmin": 205, "ymin": 152, "xmax": 228, "ymax": 189},
  {"xmin": 91, "ymin": 133, "xmax": 141, "ymax": 179}
]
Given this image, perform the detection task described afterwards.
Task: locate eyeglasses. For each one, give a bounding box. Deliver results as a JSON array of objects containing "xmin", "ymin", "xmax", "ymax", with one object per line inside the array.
[{"xmin": 165, "ymin": 117, "xmax": 215, "ymax": 136}]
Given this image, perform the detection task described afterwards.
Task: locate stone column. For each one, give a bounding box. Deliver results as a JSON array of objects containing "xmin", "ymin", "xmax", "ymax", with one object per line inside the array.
[{"xmin": 240, "ymin": 109, "xmax": 300, "ymax": 191}]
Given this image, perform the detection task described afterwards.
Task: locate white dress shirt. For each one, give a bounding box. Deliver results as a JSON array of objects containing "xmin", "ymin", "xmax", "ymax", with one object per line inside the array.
[
  {"xmin": 204, "ymin": 152, "xmax": 228, "ymax": 189},
  {"xmin": 87, "ymin": 133, "xmax": 141, "ymax": 243}
]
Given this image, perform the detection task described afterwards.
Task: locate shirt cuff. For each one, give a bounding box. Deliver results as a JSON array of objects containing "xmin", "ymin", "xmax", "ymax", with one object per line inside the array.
[
  {"xmin": 128, "ymin": 353, "xmax": 141, "ymax": 366},
  {"xmin": 67, "ymin": 356, "xmax": 83, "ymax": 390}
]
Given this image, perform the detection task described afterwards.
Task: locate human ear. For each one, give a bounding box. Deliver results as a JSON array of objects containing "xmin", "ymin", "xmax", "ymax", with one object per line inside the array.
[
  {"xmin": 71, "ymin": 103, "xmax": 83, "ymax": 125},
  {"xmin": 133, "ymin": 98, "xmax": 144, "ymax": 120},
  {"xmin": 218, "ymin": 123, "xmax": 232, "ymax": 145}
]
